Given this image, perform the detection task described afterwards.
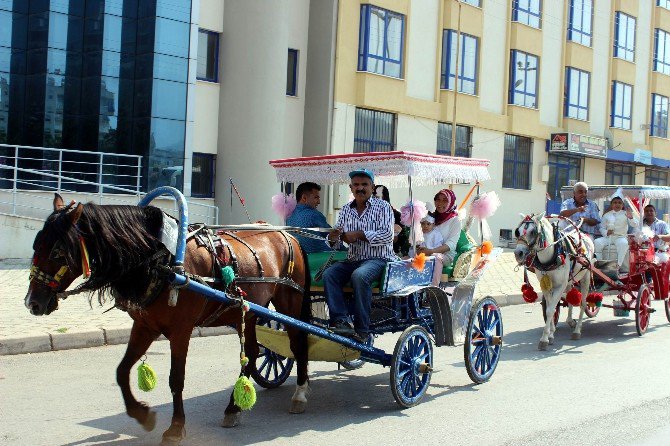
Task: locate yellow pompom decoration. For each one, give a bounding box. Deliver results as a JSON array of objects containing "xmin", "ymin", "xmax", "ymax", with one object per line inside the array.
[
  {"xmin": 240, "ymin": 355, "xmax": 249, "ymax": 367},
  {"xmin": 137, "ymin": 361, "xmax": 157, "ymax": 392},
  {"xmin": 233, "ymin": 376, "xmax": 256, "ymax": 410},
  {"xmin": 540, "ymin": 274, "xmax": 553, "ymax": 292}
]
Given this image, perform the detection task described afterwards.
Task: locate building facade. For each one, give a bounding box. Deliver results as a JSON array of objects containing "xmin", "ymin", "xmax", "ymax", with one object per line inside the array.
[{"xmin": 3, "ymin": 0, "xmax": 670, "ymax": 247}]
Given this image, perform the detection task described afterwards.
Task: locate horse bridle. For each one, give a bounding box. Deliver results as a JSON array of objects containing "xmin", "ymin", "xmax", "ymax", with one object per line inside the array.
[{"xmin": 29, "ymin": 236, "xmax": 91, "ymax": 299}]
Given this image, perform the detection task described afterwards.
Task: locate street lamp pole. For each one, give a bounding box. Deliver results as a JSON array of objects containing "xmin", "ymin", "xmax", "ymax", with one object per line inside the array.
[{"xmin": 450, "ymin": 0, "xmax": 462, "ymax": 158}]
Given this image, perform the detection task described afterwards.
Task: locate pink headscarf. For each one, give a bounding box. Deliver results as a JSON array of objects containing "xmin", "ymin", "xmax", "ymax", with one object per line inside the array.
[{"xmin": 432, "ymin": 189, "xmax": 458, "ymax": 226}]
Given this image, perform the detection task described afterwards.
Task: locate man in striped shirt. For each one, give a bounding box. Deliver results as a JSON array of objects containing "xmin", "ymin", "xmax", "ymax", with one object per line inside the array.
[{"xmin": 324, "ymin": 168, "xmax": 396, "ymax": 341}]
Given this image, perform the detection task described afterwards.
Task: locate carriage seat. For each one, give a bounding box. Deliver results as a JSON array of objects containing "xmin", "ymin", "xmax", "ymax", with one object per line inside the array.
[
  {"xmin": 306, "ymin": 251, "xmax": 384, "ymax": 292},
  {"xmin": 441, "ymin": 230, "xmax": 477, "ymax": 282}
]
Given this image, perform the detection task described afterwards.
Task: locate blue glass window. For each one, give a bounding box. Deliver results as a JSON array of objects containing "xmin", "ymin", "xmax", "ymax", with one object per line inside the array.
[
  {"xmin": 197, "ymin": 29, "xmax": 218, "ymax": 82},
  {"xmin": 154, "ymin": 53, "xmax": 187, "ymax": 83},
  {"xmin": 567, "ymin": 0, "xmax": 592, "ymax": 46},
  {"xmin": 151, "ymin": 79, "xmax": 186, "ymax": 121},
  {"xmin": 658, "ymin": 1, "xmax": 670, "ymax": 10},
  {"xmin": 605, "ymin": 162, "xmax": 634, "ymax": 186},
  {"xmin": 358, "ymin": 4, "xmax": 404, "ymax": 78},
  {"xmin": 509, "ymin": 50, "xmax": 538, "ymax": 108},
  {"xmin": 286, "ymin": 48, "xmax": 298, "ymax": 96},
  {"xmin": 512, "ymin": 0, "xmax": 541, "ymax": 29},
  {"xmin": 503, "ymin": 134, "xmax": 532, "ymax": 190},
  {"xmin": 153, "ymin": 17, "xmax": 189, "ymax": 58},
  {"xmin": 614, "ymin": 12, "xmax": 636, "ymax": 62},
  {"xmin": 437, "ymin": 122, "xmax": 472, "ymax": 157},
  {"xmin": 645, "ymin": 168, "xmax": 669, "ymax": 216},
  {"xmin": 564, "ymin": 67, "xmax": 590, "ymax": 120},
  {"xmin": 353, "ymin": 108, "xmax": 396, "ymax": 153},
  {"xmin": 191, "ymin": 152, "xmax": 216, "ymax": 198},
  {"xmin": 651, "ymin": 94, "xmax": 669, "ymax": 138},
  {"xmin": 441, "ymin": 30, "xmax": 478, "ymax": 95},
  {"xmin": 462, "ymin": 0, "xmax": 481, "ymax": 6},
  {"xmin": 102, "ymin": 14, "xmax": 123, "ymax": 52},
  {"xmin": 610, "ymin": 81, "xmax": 632, "ymax": 130},
  {"xmin": 155, "ymin": 0, "xmax": 191, "ymax": 23},
  {"xmin": 654, "ymin": 28, "xmax": 670, "ymax": 75},
  {"xmin": 0, "ymin": 46, "xmax": 9, "ymax": 72},
  {"xmin": 0, "ymin": 9, "xmax": 12, "ymax": 47}
]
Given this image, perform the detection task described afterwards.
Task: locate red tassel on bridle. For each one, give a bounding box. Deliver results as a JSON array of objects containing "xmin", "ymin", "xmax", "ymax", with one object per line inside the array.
[
  {"xmin": 565, "ymin": 288, "xmax": 582, "ymax": 306},
  {"xmin": 521, "ymin": 267, "xmax": 538, "ymax": 303}
]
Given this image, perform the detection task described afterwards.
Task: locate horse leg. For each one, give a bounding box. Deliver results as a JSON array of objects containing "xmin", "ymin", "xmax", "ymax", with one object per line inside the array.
[
  {"xmin": 287, "ymin": 324, "xmax": 309, "ymax": 414},
  {"xmin": 161, "ymin": 331, "xmax": 191, "ymax": 445},
  {"xmin": 566, "ymin": 304, "xmax": 577, "ymax": 329},
  {"xmin": 116, "ymin": 321, "xmax": 158, "ymax": 431},
  {"xmin": 539, "ymin": 289, "xmax": 560, "ymax": 351}
]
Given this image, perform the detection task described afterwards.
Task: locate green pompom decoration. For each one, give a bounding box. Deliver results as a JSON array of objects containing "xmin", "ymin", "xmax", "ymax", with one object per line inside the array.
[
  {"xmin": 221, "ymin": 266, "xmax": 236, "ymax": 287},
  {"xmin": 137, "ymin": 361, "xmax": 157, "ymax": 392},
  {"xmin": 233, "ymin": 376, "xmax": 256, "ymax": 410},
  {"xmin": 240, "ymin": 355, "xmax": 249, "ymax": 367}
]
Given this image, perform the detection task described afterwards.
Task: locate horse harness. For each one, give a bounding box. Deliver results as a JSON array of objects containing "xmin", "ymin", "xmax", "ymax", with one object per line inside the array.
[{"xmin": 520, "ymin": 218, "xmax": 584, "ymax": 276}]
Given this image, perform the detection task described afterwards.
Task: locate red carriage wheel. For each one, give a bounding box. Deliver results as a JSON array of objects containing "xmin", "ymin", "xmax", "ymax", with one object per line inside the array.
[
  {"xmin": 541, "ymin": 297, "xmax": 560, "ymax": 326},
  {"xmin": 635, "ymin": 285, "xmax": 652, "ymax": 336},
  {"xmin": 665, "ymin": 298, "xmax": 670, "ymax": 324}
]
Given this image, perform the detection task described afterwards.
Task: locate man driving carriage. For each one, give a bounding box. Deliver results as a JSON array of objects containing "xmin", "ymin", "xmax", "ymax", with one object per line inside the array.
[
  {"xmin": 324, "ymin": 168, "xmax": 395, "ymax": 342},
  {"xmin": 559, "ymin": 182, "xmax": 601, "ymax": 239}
]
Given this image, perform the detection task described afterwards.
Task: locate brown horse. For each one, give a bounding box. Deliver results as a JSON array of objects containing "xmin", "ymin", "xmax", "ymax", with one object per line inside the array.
[{"xmin": 25, "ymin": 194, "xmax": 310, "ymax": 444}]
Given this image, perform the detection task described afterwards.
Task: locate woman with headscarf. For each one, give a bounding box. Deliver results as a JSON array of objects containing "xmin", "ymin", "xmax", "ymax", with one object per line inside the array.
[{"xmin": 416, "ymin": 188, "xmax": 462, "ymax": 283}]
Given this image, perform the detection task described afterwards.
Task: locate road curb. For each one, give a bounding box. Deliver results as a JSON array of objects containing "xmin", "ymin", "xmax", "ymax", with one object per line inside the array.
[{"xmin": 1, "ymin": 296, "xmax": 525, "ymax": 356}]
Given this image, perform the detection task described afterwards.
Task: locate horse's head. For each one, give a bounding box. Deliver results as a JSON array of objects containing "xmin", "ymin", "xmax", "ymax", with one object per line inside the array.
[
  {"xmin": 513, "ymin": 212, "xmax": 545, "ymax": 265},
  {"xmin": 25, "ymin": 194, "xmax": 85, "ymax": 315}
]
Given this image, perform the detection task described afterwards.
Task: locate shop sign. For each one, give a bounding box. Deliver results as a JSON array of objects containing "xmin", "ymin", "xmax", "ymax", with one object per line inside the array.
[
  {"xmin": 549, "ymin": 132, "xmax": 607, "ymax": 159},
  {"xmin": 633, "ymin": 148, "xmax": 652, "ymax": 165}
]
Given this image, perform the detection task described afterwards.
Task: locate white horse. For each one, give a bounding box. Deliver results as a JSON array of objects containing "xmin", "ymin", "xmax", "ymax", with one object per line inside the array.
[{"xmin": 514, "ymin": 213, "xmax": 595, "ymax": 350}]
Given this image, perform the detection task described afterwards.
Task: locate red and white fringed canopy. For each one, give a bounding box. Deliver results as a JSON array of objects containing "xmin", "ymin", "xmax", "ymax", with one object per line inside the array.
[{"xmin": 269, "ymin": 151, "xmax": 491, "ymax": 187}]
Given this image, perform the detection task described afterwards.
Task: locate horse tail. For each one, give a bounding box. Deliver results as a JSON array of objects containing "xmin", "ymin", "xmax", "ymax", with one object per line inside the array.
[{"xmin": 297, "ymin": 243, "xmax": 312, "ymax": 324}]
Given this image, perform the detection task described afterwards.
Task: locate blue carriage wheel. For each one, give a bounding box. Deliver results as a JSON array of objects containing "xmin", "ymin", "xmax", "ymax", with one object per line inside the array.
[
  {"xmin": 390, "ymin": 325, "xmax": 433, "ymax": 408},
  {"xmin": 339, "ymin": 334, "xmax": 373, "ymax": 371},
  {"xmin": 464, "ymin": 297, "xmax": 503, "ymax": 384},
  {"xmin": 249, "ymin": 319, "xmax": 295, "ymax": 389}
]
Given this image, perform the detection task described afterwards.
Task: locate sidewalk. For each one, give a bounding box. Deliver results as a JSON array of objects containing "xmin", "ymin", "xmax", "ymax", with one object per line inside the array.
[{"xmin": 0, "ymin": 250, "xmax": 537, "ymax": 355}]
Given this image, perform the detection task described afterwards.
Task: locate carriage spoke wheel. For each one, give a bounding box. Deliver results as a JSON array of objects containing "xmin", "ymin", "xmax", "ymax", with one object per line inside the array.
[
  {"xmin": 249, "ymin": 319, "xmax": 294, "ymax": 388},
  {"xmin": 541, "ymin": 298, "xmax": 560, "ymax": 326},
  {"xmin": 635, "ymin": 285, "xmax": 652, "ymax": 336},
  {"xmin": 465, "ymin": 297, "xmax": 503, "ymax": 384},
  {"xmin": 390, "ymin": 326, "xmax": 433, "ymax": 408}
]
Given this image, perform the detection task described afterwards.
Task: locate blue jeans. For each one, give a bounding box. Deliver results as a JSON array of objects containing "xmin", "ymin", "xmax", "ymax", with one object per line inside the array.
[{"xmin": 323, "ymin": 258, "xmax": 388, "ymax": 334}]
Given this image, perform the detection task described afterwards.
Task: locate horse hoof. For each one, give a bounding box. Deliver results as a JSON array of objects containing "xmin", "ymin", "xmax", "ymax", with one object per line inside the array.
[
  {"xmin": 548, "ymin": 337, "xmax": 554, "ymax": 345},
  {"xmin": 567, "ymin": 319, "xmax": 577, "ymax": 329},
  {"xmin": 221, "ymin": 412, "xmax": 241, "ymax": 428},
  {"xmin": 142, "ymin": 410, "xmax": 157, "ymax": 432},
  {"xmin": 538, "ymin": 341, "xmax": 548, "ymax": 351},
  {"xmin": 289, "ymin": 400, "xmax": 306, "ymax": 414},
  {"xmin": 571, "ymin": 333, "xmax": 581, "ymax": 340},
  {"xmin": 161, "ymin": 424, "xmax": 186, "ymax": 445}
]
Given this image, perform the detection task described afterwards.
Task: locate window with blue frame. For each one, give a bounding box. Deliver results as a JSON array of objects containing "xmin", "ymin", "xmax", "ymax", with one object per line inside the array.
[
  {"xmin": 654, "ymin": 28, "xmax": 670, "ymax": 75},
  {"xmin": 567, "ymin": 0, "xmax": 593, "ymax": 46},
  {"xmin": 197, "ymin": 29, "xmax": 219, "ymax": 82},
  {"xmin": 512, "ymin": 0, "xmax": 541, "ymax": 29},
  {"xmin": 358, "ymin": 4, "xmax": 404, "ymax": 78},
  {"xmin": 605, "ymin": 162, "xmax": 634, "ymax": 185},
  {"xmin": 437, "ymin": 122, "xmax": 472, "ymax": 157},
  {"xmin": 651, "ymin": 94, "xmax": 669, "ymax": 138},
  {"xmin": 440, "ymin": 30, "xmax": 478, "ymax": 94},
  {"xmin": 613, "ymin": 12, "xmax": 636, "ymax": 62},
  {"xmin": 503, "ymin": 134, "xmax": 532, "ymax": 190},
  {"xmin": 354, "ymin": 108, "xmax": 396, "ymax": 153},
  {"xmin": 610, "ymin": 81, "xmax": 632, "ymax": 130},
  {"xmin": 287, "ymin": 49, "xmax": 298, "ymax": 96},
  {"xmin": 509, "ymin": 50, "xmax": 538, "ymax": 108},
  {"xmin": 191, "ymin": 153, "xmax": 216, "ymax": 198},
  {"xmin": 645, "ymin": 168, "xmax": 669, "ymax": 217},
  {"xmin": 564, "ymin": 67, "xmax": 590, "ymax": 120},
  {"xmin": 461, "ymin": 0, "xmax": 481, "ymax": 6},
  {"xmin": 658, "ymin": 1, "xmax": 670, "ymax": 10}
]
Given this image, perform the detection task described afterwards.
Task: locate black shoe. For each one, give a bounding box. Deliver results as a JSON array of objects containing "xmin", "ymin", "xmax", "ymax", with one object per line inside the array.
[
  {"xmin": 329, "ymin": 320, "xmax": 354, "ymax": 336},
  {"xmin": 352, "ymin": 331, "xmax": 369, "ymax": 343}
]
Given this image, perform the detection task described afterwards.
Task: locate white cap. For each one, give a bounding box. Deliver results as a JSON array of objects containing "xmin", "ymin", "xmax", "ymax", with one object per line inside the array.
[{"xmin": 421, "ymin": 215, "xmax": 435, "ymax": 224}]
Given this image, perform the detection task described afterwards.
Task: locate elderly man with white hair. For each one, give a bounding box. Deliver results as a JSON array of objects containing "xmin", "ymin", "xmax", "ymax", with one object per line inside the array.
[{"xmin": 559, "ymin": 181, "xmax": 602, "ymax": 239}]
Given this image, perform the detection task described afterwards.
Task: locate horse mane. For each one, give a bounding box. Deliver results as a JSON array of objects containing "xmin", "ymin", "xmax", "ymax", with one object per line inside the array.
[{"xmin": 41, "ymin": 203, "xmax": 165, "ymax": 306}]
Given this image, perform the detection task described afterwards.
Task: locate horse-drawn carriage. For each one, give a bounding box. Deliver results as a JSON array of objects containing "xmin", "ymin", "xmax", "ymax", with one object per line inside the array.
[
  {"xmin": 515, "ymin": 185, "xmax": 670, "ymax": 351},
  {"xmin": 25, "ymin": 150, "xmax": 503, "ymax": 443}
]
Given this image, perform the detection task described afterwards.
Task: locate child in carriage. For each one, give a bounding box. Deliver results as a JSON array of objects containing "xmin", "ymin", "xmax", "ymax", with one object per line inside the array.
[
  {"xmin": 594, "ymin": 191, "xmax": 638, "ymax": 271},
  {"xmin": 408, "ymin": 215, "xmax": 444, "ymax": 285}
]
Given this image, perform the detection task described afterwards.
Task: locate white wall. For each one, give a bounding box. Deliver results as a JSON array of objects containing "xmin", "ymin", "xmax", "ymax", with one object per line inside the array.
[
  {"xmin": 284, "ymin": 0, "xmax": 310, "ymax": 155},
  {"xmin": 479, "ymin": 0, "xmax": 507, "ymax": 114},
  {"xmin": 590, "ymin": 0, "xmax": 612, "ymax": 137},
  {"xmin": 539, "ymin": 0, "xmax": 563, "ymax": 127},
  {"xmin": 331, "ymin": 102, "xmax": 356, "ymax": 156},
  {"xmin": 632, "ymin": 3, "xmax": 652, "ymax": 145},
  {"xmin": 405, "ymin": 0, "xmax": 439, "ymax": 101},
  {"xmin": 193, "ymin": 82, "xmax": 221, "ymax": 154},
  {"xmin": 396, "ymin": 114, "xmax": 437, "ymax": 153}
]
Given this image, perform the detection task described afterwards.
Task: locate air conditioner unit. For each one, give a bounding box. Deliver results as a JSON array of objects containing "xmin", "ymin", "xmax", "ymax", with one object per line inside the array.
[{"xmin": 640, "ymin": 124, "xmax": 650, "ymax": 130}]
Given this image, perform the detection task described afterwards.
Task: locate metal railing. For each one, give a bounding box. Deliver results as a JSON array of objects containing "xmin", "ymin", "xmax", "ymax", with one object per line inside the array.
[{"xmin": 0, "ymin": 144, "xmax": 218, "ymax": 225}]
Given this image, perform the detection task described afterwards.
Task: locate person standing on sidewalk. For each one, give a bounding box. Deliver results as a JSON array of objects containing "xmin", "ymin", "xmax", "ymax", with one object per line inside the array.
[
  {"xmin": 324, "ymin": 168, "xmax": 395, "ymax": 341},
  {"xmin": 559, "ymin": 182, "xmax": 601, "ymax": 239}
]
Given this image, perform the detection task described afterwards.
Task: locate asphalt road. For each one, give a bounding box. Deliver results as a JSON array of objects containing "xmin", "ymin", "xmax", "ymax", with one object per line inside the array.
[{"xmin": 1, "ymin": 303, "xmax": 670, "ymax": 446}]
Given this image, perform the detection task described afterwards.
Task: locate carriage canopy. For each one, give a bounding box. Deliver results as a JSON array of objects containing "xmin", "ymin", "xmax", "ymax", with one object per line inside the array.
[
  {"xmin": 269, "ymin": 151, "xmax": 491, "ymax": 188},
  {"xmin": 560, "ymin": 185, "xmax": 670, "ymax": 201}
]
